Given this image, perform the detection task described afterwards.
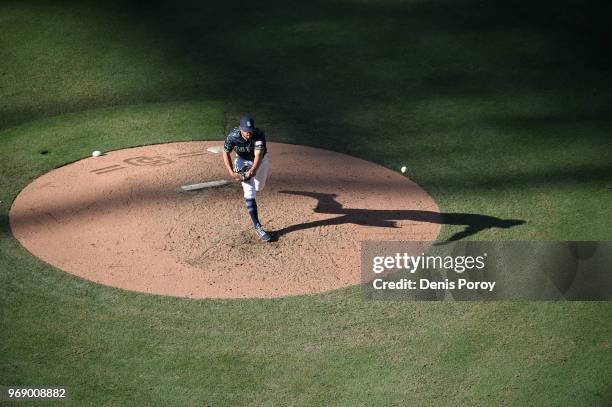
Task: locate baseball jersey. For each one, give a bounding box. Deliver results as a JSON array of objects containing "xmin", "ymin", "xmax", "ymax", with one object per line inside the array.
[{"xmin": 223, "ymin": 127, "xmax": 267, "ymax": 160}]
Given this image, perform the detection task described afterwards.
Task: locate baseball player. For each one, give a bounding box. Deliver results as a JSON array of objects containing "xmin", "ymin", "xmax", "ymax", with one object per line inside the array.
[{"xmin": 222, "ymin": 116, "xmax": 272, "ymax": 242}]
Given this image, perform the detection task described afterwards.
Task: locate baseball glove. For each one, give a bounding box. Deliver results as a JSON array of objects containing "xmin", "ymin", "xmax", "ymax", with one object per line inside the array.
[{"xmin": 235, "ymin": 164, "xmax": 253, "ymax": 182}]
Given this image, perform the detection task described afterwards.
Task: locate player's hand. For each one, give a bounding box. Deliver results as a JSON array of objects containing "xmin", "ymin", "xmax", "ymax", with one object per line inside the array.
[
  {"xmin": 246, "ymin": 169, "xmax": 256, "ymax": 179},
  {"xmin": 230, "ymin": 171, "xmax": 242, "ymax": 182}
]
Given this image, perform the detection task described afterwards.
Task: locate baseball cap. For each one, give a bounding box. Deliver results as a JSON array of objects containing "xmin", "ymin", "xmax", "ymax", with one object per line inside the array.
[{"xmin": 239, "ymin": 116, "xmax": 255, "ymax": 133}]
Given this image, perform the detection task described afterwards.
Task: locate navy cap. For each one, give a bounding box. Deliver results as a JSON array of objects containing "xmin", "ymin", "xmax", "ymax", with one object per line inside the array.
[{"xmin": 239, "ymin": 116, "xmax": 255, "ymax": 133}]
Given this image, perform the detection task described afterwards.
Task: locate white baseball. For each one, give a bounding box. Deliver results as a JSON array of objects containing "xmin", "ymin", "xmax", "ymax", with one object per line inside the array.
[
  {"xmin": 400, "ymin": 166, "xmax": 407, "ymax": 173},
  {"xmin": 92, "ymin": 150, "xmax": 102, "ymax": 157}
]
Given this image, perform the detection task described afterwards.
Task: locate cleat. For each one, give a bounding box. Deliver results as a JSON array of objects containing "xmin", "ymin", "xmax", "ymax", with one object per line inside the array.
[{"xmin": 255, "ymin": 225, "xmax": 272, "ymax": 242}]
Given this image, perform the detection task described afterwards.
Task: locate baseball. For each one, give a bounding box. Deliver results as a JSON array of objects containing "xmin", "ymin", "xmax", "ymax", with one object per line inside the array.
[
  {"xmin": 92, "ymin": 150, "xmax": 102, "ymax": 157},
  {"xmin": 401, "ymin": 166, "xmax": 407, "ymax": 173}
]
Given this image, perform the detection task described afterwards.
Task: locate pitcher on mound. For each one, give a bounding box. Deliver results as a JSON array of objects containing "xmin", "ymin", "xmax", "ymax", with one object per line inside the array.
[{"xmin": 222, "ymin": 116, "xmax": 272, "ymax": 242}]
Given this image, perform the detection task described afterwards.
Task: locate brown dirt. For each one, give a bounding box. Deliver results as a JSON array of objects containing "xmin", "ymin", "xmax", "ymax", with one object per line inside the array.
[{"xmin": 9, "ymin": 141, "xmax": 440, "ymax": 299}]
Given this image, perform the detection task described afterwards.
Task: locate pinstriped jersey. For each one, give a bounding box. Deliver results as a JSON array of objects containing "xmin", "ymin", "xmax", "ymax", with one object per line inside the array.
[{"xmin": 223, "ymin": 127, "xmax": 267, "ymax": 161}]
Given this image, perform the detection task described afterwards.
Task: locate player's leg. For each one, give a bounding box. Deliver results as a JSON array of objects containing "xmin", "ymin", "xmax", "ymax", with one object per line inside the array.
[
  {"xmin": 250, "ymin": 155, "xmax": 271, "ymax": 242},
  {"xmin": 244, "ymin": 187, "xmax": 270, "ymax": 242},
  {"xmin": 235, "ymin": 156, "xmax": 270, "ymax": 242},
  {"xmin": 243, "ymin": 186, "xmax": 260, "ymax": 228},
  {"xmin": 253, "ymin": 154, "xmax": 269, "ymax": 191},
  {"xmin": 235, "ymin": 156, "xmax": 260, "ymax": 227}
]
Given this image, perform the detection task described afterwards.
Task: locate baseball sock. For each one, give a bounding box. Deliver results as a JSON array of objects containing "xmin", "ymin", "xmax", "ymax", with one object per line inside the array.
[{"xmin": 245, "ymin": 198, "xmax": 261, "ymax": 228}]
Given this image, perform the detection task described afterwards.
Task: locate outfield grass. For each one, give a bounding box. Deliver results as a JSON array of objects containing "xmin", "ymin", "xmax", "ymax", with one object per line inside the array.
[{"xmin": 1, "ymin": 0, "xmax": 611, "ymax": 405}]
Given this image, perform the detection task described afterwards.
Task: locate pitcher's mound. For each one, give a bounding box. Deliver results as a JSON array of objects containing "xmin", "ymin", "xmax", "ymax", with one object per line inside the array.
[{"xmin": 10, "ymin": 141, "xmax": 440, "ymax": 298}]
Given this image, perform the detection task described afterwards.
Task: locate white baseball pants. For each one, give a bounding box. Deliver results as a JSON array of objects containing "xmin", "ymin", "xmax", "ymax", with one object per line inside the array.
[{"xmin": 234, "ymin": 154, "xmax": 269, "ymax": 199}]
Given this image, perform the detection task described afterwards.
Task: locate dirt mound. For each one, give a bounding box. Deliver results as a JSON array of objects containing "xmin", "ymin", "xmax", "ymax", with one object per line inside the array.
[{"xmin": 10, "ymin": 141, "xmax": 440, "ymax": 298}]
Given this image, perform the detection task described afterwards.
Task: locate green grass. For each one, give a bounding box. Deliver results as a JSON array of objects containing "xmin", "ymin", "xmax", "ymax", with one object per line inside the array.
[{"xmin": 1, "ymin": 0, "xmax": 611, "ymax": 405}]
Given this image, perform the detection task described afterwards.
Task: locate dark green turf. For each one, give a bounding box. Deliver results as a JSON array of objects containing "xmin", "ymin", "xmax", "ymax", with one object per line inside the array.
[{"xmin": 1, "ymin": 0, "xmax": 611, "ymax": 405}]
